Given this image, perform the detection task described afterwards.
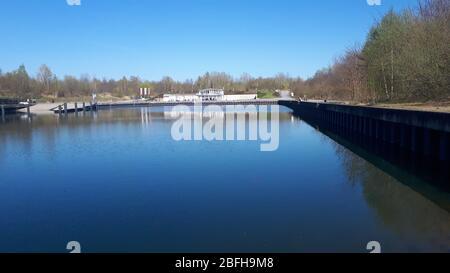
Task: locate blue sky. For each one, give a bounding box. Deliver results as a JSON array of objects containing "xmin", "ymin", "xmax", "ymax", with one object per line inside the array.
[{"xmin": 0, "ymin": 0, "xmax": 418, "ymax": 81}]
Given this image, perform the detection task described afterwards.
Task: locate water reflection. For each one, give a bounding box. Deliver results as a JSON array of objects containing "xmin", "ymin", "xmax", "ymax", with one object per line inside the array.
[
  {"xmin": 293, "ymin": 114, "xmax": 450, "ymax": 252},
  {"xmin": 332, "ymin": 142, "xmax": 450, "ymax": 252},
  {"xmin": 1, "ymin": 106, "xmax": 450, "ymax": 252}
]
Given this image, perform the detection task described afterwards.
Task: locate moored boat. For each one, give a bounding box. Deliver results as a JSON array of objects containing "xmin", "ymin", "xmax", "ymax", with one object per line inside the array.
[{"xmin": 0, "ymin": 98, "xmax": 36, "ymax": 113}]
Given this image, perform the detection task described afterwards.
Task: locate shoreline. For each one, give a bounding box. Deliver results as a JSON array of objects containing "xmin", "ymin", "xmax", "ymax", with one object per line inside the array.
[
  {"xmin": 14, "ymin": 99, "xmax": 450, "ymax": 115},
  {"xmin": 17, "ymin": 99, "xmax": 282, "ymax": 115}
]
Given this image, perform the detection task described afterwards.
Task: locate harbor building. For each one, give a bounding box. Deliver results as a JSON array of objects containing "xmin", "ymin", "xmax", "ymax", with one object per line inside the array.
[{"xmin": 162, "ymin": 89, "xmax": 257, "ymax": 103}]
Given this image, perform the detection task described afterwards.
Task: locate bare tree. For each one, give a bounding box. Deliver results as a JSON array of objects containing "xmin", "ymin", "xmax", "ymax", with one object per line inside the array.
[{"xmin": 36, "ymin": 65, "xmax": 54, "ymax": 95}]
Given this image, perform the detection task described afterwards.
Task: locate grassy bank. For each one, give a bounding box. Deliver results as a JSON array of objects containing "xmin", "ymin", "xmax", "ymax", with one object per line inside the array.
[{"xmin": 257, "ymin": 90, "xmax": 279, "ymax": 99}]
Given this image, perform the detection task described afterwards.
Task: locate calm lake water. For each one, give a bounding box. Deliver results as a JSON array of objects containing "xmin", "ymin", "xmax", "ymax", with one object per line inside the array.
[{"xmin": 0, "ymin": 106, "xmax": 449, "ymax": 253}]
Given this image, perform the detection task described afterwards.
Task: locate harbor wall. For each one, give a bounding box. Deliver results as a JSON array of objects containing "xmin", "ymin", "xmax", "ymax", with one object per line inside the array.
[{"xmin": 279, "ymin": 101, "xmax": 450, "ymax": 161}]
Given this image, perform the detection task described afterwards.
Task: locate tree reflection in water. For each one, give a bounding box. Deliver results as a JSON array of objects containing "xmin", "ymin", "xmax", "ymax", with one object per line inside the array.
[{"xmin": 331, "ymin": 141, "xmax": 450, "ymax": 252}]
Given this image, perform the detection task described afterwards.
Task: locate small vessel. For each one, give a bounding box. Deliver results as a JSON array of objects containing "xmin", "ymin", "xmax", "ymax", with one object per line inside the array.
[{"xmin": 0, "ymin": 98, "xmax": 36, "ymax": 113}]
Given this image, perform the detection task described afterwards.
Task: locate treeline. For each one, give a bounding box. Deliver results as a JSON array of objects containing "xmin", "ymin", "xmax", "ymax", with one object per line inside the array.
[
  {"xmin": 0, "ymin": 0, "xmax": 448, "ymax": 103},
  {"xmin": 0, "ymin": 65, "xmax": 297, "ymax": 100},
  {"xmin": 301, "ymin": 0, "xmax": 450, "ymax": 102}
]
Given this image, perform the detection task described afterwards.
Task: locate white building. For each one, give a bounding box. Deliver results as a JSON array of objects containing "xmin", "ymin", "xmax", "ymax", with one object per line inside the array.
[
  {"xmin": 162, "ymin": 89, "xmax": 257, "ymax": 103},
  {"xmin": 224, "ymin": 94, "xmax": 257, "ymax": 101},
  {"xmin": 197, "ymin": 89, "xmax": 224, "ymax": 101},
  {"xmin": 162, "ymin": 94, "xmax": 198, "ymax": 102}
]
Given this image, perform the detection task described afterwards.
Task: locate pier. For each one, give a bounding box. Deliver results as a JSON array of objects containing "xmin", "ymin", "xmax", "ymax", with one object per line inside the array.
[
  {"xmin": 280, "ymin": 100, "xmax": 450, "ymax": 161},
  {"xmin": 46, "ymin": 99, "xmax": 279, "ymax": 114},
  {"xmin": 280, "ymin": 100, "xmax": 450, "ymax": 191},
  {"xmin": 0, "ymin": 98, "xmax": 35, "ymax": 119},
  {"xmin": 96, "ymin": 99, "xmax": 279, "ymax": 108},
  {"xmin": 51, "ymin": 102, "xmax": 98, "ymax": 114}
]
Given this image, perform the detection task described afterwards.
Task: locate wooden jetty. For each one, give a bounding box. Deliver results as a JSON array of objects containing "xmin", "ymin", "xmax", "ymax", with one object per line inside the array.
[{"xmin": 51, "ymin": 102, "xmax": 98, "ymax": 114}]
